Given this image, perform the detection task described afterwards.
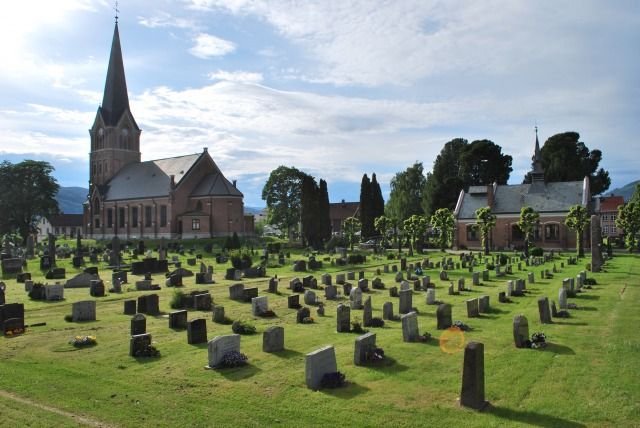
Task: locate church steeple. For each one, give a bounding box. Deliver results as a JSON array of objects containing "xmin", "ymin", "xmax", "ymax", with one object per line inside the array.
[
  {"xmin": 101, "ymin": 22, "xmax": 130, "ymax": 126},
  {"xmin": 530, "ymin": 126, "xmax": 545, "ymax": 184}
]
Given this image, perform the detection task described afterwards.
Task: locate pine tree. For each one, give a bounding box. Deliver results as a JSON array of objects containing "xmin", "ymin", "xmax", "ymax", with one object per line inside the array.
[
  {"xmin": 318, "ymin": 179, "xmax": 331, "ymax": 244},
  {"xmin": 370, "ymin": 173, "xmax": 385, "ymax": 225},
  {"xmin": 359, "ymin": 174, "xmax": 374, "ymax": 238}
]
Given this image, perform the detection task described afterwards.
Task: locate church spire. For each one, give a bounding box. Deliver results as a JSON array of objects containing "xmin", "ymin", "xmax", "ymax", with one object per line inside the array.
[
  {"xmin": 101, "ymin": 22, "xmax": 130, "ymax": 126},
  {"xmin": 530, "ymin": 126, "xmax": 545, "ymax": 184}
]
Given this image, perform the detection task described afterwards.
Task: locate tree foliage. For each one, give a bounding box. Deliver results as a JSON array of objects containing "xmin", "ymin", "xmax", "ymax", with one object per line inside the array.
[
  {"xmin": 343, "ymin": 216, "xmax": 361, "ymax": 250},
  {"xmin": 359, "ymin": 174, "xmax": 374, "ymax": 238},
  {"xmin": 422, "ymin": 138, "xmax": 512, "ymax": 216},
  {"xmin": 386, "ymin": 162, "xmax": 426, "ymax": 223},
  {"xmin": 517, "ymin": 206, "xmax": 540, "ymax": 257},
  {"xmin": 300, "ymin": 175, "xmax": 331, "ymax": 249},
  {"xmin": 475, "ymin": 206, "xmax": 496, "ymax": 255},
  {"xmin": 370, "ymin": 173, "xmax": 385, "ymax": 227},
  {"xmin": 565, "ymin": 205, "xmax": 591, "ymax": 257},
  {"xmin": 0, "ymin": 160, "xmax": 60, "ymax": 240},
  {"xmin": 374, "ymin": 215, "xmax": 393, "ymax": 248},
  {"xmin": 616, "ymin": 201, "xmax": 640, "ymax": 253},
  {"xmin": 261, "ymin": 166, "xmax": 307, "ymax": 240},
  {"xmin": 403, "ymin": 214, "xmax": 428, "ymax": 255},
  {"xmin": 430, "ymin": 208, "xmax": 455, "ymax": 251},
  {"xmin": 524, "ymin": 132, "xmax": 611, "ymax": 195},
  {"xmin": 422, "ymin": 138, "xmax": 467, "ymax": 217}
]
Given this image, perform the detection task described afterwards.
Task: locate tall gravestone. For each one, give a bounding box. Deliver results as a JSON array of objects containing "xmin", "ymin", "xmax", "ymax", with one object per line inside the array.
[
  {"xmin": 460, "ymin": 341, "xmax": 487, "ymax": 410},
  {"xmin": 362, "ymin": 296, "xmax": 373, "ymax": 327},
  {"xmin": 48, "ymin": 233, "xmax": 56, "ymax": 267},
  {"xmin": 382, "ymin": 302, "xmax": 394, "ymax": 320},
  {"xmin": 513, "ymin": 315, "xmax": 529, "ymax": 348},
  {"xmin": 131, "ymin": 314, "xmax": 146, "ymax": 336},
  {"xmin": 538, "ymin": 297, "xmax": 552, "ymax": 324},
  {"xmin": 336, "ymin": 304, "xmax": 351, "ymax": 333},
  {"xmin": 187, "ymin": 319, "xmax": 207, "ymax": 344},
  {"xmin": 354, "ymin": 332, "xmax": 377, "ymax": 365},
  {"xmin": 401, "ymin": 311, "xmax": 419, "ymax": 342},
  {"xmin": 110, "ymin": 236, "xmax": 120, "ymax": 267},
  {"xmin": 305, "ymin": 346, "xmax": 338, "ymax": 390},
  {"xmin": 399, "ymin": 289, "xmax": 412, "ymax": 314},
  {"xmin": 437, "ymin": 304, "xmax": 452, "ymax": 330},
  {"xmin": 558, "ymin": 288, "xmax": 568, "ymax": 309}
]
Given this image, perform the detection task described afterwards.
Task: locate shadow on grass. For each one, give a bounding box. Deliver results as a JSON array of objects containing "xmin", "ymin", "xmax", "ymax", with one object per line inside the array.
[
  {"xmin": 320, "ymin": 381, "xmax": 370, "ymax": 399},
  {"xmin": 574, "ymin": 306, "xmax": 597, "ymax": 311},
  {"xmin": 271, "ymin": 349, "xmax": 304, "ymax": 359},
  {"xmin": 485, "ymin": 307, "xmax": 508, "ymax": 315},
  {"xmin": 362, "ymin": 356, "xmax": 410, "ymax": 373},
  {"xmin": 488, "ymin": 405, "xmax": 586, "ymax": 427},
  {"xmin": 575, "ymin": 294, "xmax": 600, "ymax": 300},
  {"xmin": 544, "ymin": 342, "xmax": 575, "ymax": 355},
  {"xmin": 217, "ymin": 363, "xmax": 261, "ymax": 381},
  {"xmin": 551, "ymin": 321, "xmax": 589, "ymax": 326}
]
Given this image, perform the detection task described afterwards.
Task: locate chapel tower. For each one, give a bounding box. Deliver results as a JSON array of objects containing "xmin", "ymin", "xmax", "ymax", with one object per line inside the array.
[{"xmin": 88, "ymin": 22, "xmax": 141, "ymax": 192}]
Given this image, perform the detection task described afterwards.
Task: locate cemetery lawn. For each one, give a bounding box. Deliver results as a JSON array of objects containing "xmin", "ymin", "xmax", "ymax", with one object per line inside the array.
[{"xmin": 1, "ymin": 248, "xmax": 639, "ymax": 427}]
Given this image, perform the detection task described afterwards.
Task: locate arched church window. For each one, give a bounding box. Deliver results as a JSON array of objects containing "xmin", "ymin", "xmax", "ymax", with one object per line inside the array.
[
  {"xmin": 97, "ymin": 128, "xmax": 104, "ymax": 149},
  {"xmin": 93, "ymin": 198, "xmax": 100, "ymax": 212},
  {"xmin": 196, "ymin": 201, "xmax": 203, "ymax": 211}
]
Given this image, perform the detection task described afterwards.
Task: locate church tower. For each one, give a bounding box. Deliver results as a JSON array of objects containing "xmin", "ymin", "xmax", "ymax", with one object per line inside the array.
[
  {"xmin": 89, "ymin": 22, "xmax": 141, "ymax": 192},
  {"xmin": 530, "ymin": 126, "xmax": 545, "ymax": 183}
]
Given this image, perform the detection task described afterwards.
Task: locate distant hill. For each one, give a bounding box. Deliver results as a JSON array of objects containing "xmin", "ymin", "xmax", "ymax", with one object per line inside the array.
[
  {"xmin": 56, "ymin": 186, "xmax": 88, "ymax": 214},
  {"xmin": 244, "ymin": 206, "xmax": 265, "ymax": 215},
  {"xmin": 606, "ymin": 180, "xmax": 639, "ymax": 201}
]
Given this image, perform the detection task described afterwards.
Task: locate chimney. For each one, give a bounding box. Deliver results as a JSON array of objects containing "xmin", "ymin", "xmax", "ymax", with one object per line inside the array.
[
  {"xmin": 170, "ymin": 175, "xmax": 176, "ymax": 189},
  {"xmin": 232, "ymin": 180, "xmax": 237, "ymax": 188},
  {"xmin": 487, "ymin": 183, "xmax": 494, "ymax": 209}
]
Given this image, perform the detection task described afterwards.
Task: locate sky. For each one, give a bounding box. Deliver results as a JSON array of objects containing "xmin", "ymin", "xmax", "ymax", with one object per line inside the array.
[{"xmin": 1, "ymin": 0, "xmax": 638, "ymax": 208}]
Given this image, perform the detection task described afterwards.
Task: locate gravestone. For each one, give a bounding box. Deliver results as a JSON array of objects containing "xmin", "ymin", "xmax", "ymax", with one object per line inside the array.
[
  {"xmin": 349, "ymin": 287, "xmax": 363, "ymax": 310},
  {"xmin": 305, "ymin": 345, "xmax": 338, "ymax": 390},
  {"xmin": 187, "ymin": 319, "xmax": 207, "ymax": 344},
  {"xmin": 304, "ymin": 290, "xmax": 317, "ymax": 306},
  {"xmin": 124, "ymin": 300, "xmax": 136, "ymax": 315},
  {"xmin": 24, "ymin": 280, "xmax": 34, "ymax": 293},
  {"xmin": 129, "ymin": 333, "xmax": 152, "ymax": 357},
  {"xmin": 395, "ymin": 272, "xmax": 404, "ymax": 283},
  {"xmin": 448, "ymin": 283, "xmax": 455, "ymax": 295},
  {"xmin": 498, "ymin": 291, "xmax": 507, "ymax": 303},
  {"xmin": 478, "ymin": 295, "xmax": 489, "ymax": 313},
  {"xmin": 336, "ymin": 304, "xmax": 351, "ymax": 332},
  {"xmin": 287, "ymin": 294, "xmax": 300, "ymax": 309},
  {"xmin": 437, "ymin": 304, "xmax": 452, "ymax": 330},
  {"xmin": 342, "ymin": 283, "xmax": 352, "ymax": 296},
  {"xmin": 527, "ymin": 272, "xmax": 535, "ymax": 284},
  {"xmin": 513, "ymin": 315, "xmax": 529, "ymax": 348},
  {"xmin": 263, "ymin": 326, "xmax": 284, "ymax": 353},
  {"xmin": 506, "ymin": 280, "xmax": 514, "ymax": 297},
  {"xmin": 538, "ymin": 297, "xmax": 552, "ymax": 324},
  {"xmin": 212, "ymin": 306, "xmax": 226, "ymax": 323},
  {"xmin": 229, "ymin": 283, "xmax": 245, "ymax": 301},
  {"xmin": 426, "ymin": 288, "xmax": 436, "ymax": 305},
  {"xmin": 207, "ymin": 334, "xmax": 241, "ymax": 368},
  {"xmin": 401, "ymin": 311, "xmax": 419, "ymax": 342},
  {"xmin": 130, "ymin": 314, "xmax": 146, "ymax": 335},
  {"xmin": 111, "ymin": 278, "xmax": 122, "ymax": 293},
  {"xmin": 362, "ymin": 296, "xmax": 373, "ymax": 327},
  {"xmin": 335, "ymin": 273, "xmax": 345, "ymax": 285},
  {"xmin": 399, "ymin": 280, "xmax": 411, "ymax": 292},
  {"xmin": 458, "ymin": 278, "xmax": 465, "ymax": 292},
  {"xmin": 89, "ymin": 280, "xmax": 105, "ymax": 297},
  {"xmin": 347, "ymin": 271, "xmax": 355, "ymax": 281},
  {"xmin": 591, "ymin": 215, "xmax": 603, "ymax": 272},
  {"xmin": 558, "ymin": 288, "xmax": 568, "ymax": 309},
  {"xmin": 137, "ymin": 294, "xmax": 159, "ymax": 315},
  {"xmin": 383, "ymin": 265, "xmax": 389, "ymax": 273},
  {"xmin": 399, "ymin": 289, "xmax": 412, "ymax": 314},
  {"xmin": 110, "ymin": 236, "xmax": 120, "ymax": 267},
  {"xmin": 482, "ymin": 270, "xmax": 489, "ymax": 282},
  {"xmin": 252, "ymin": 296, "xmax": 269, "ymax": 316},
  {"xmin": 392, "ymin": 265, "xmax": 398, "ymax": 273},
  {"xmin": 268, "ymin": 277, "xmax": 278, "ymax": 293},
  {"xmin": 389, "ymin": 286, "xmax": 398, "ymax": 297},
  {"xmin": 65, "ymin": 272, "xmax": 99, "ymax": 288},
  {"xmin": 382, "ymin": 302, "xmax": 394, "ymax": 320},
  {"xmin": 354, "ymin": 332, "xmax": 377, "ymax": 365},
  {"xmin": 439, "ymin": 270, "xmax": 448, "ymax": 281},
  {"xmin": 358, "ymin": 278, "xmax": 369, "ymax": 292},
  {"xmin": 243, "ymin": 287, "xmax": 259, "ymax": 303},
  {"xmin": 421, "ymin": 276, "xmax": 431, "ymax": 290},
  {"xmin": 321, "ymin": 273, "xmax": 332, "ymax": 286},
  {"xmin": 71, "ymin": 301, "xmax": 96, "ymax": 322},
  {"xmin": 358, "ymin": 271, "xmax": 365, "ymax": 280},
  {"xmin": 460, "ymin": 341, "xmax": 487, "ymax": 410},
  {"xmin": 472, "ymin": 272, "xmax": 480, "ymax": 286},
  {"xmin": 296, "ymin": 307, "xmax": 311, "ymax": 323},
  {"xmin": 45, "ymin": 283, "xmax": 65, "ymax": 301},
  {"xmin": 466, "ymin": 299, "xmax": 479, "ymax": 318},
  {"xmin": 169, "ymin": 310, "xmax": 188, "ymax": 329},
  {"xmin": 193, "ymin": 293, "xmax": 212, "ymax": 311}
]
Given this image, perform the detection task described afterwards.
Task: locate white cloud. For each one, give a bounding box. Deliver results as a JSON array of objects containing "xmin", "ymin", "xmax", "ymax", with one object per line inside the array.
[
  {"xmin": 208, "ymin": 70, "xmax": 263, "ymax": 83},
  {"xmin": 138, "ymin": 11, "xmax": 199, "ymax": 30},
  {"xmin": 189, "ymin": 33, "xmax": 236, "ymax": 59}
]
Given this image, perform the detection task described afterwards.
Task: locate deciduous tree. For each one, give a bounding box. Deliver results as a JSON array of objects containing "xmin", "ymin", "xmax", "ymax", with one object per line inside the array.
[
  {"xmin": 565, "ymin": 205, "xmax": 590, "ymax": 257},
  {"xmin": 517, "ymin": 206, "xmax": 540, "ymax": 257},
  {"xmin": 429, "ymin": 208, "xmax": 455, "ymax": 251},
  {"xmin": 475, "ymin": 206, "xmax": 496, "ymax": 255},
  {"xmin": 616, "ymin": 201, "xmax": 640, "ymax": 253},
  {"xmin": 386, "ymin": 162, "xmax": 426, "ymax": 223},
  {"xmin": 343, "ymin": 216, "xmax": 361, "ymax": 251},
  {"xmin": 261, "ymin": 166, "xmax": 307, "ymax": 240}
]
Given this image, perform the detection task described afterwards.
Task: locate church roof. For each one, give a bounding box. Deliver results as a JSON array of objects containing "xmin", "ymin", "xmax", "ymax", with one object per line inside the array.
[
  {"xmin": 100, "ymin": 23, "xmax": 130, "ymax": 126},
  {"xmin": 103, "ymin": 153, "xmax": 201, "ymax": 201},
  {"xmin": 457, "ymin": 181, "xmax": 585, "ymax": 219},
  {"xmin": 191, "ymin": 173, "xmax": 243, "ymax": 198}
]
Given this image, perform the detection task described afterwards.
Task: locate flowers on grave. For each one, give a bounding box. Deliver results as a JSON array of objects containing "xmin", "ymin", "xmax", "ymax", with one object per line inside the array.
[
  {"xmin": 530, "ymin": 332, "xmax": 547, "ymax": 349},
  {"xmin": 259, "ymin": 309, "xmax": 277, "ymax": 318},
  {"xmin": 219, "ymin": 350, "xmax": 248, "ymax": 368},
  {"xmin": 69, "ymin": 335, "xmax": 97, "ymax": 347},
  {"xmin": 320, "ymin": 371, "xmax": 346, "ymax": 389},
  {"xmin": 302, "ymin": 316, "xmax": 315, "ymax": 324},
  {"xmin": 365, "ymin": 347, "xmax": 385, "ymax": 362},
  {"xmin": 231, "ymin": 320, "xmax": 257, "ymax": 335},
  {"xmin": 351, "ymin": 318, "xmax": 367, "ymax": 334},
  {"xmin": 452, "ymin": 321, "xmax": 471, "ymax": 332},
  {"xmin": 134, "ymin": 344, "xmax": 161, "ymax": 358},
  {"xmin": 418, "ymin": 332, "xmax": 432, "ymax": 343},
  {"xmin": 584, "ymin": 278, "xmax": 596, "ymax": 287}
]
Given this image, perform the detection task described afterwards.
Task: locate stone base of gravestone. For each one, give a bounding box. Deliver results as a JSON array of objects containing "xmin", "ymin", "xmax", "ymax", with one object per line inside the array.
[
  {"xmin": 263, "ymin": 326, "xmax": 284, "ymax": 353},
  {"xmin": 187, "ymin": 319, "xmax": 207, "ymax": 344},
  {"xmin": 207, "ymin": 334, "xmax": 241, "ymax": 368},
  {"xmin": 169, "ymin": 310, "xmax": 188, "ymax": 329},
  {"xmin": 354, "ymin": 332, "xmax": 377, "ymax": 366},
  {"xmin": 459, "ymin": 341, "xmax": 488, "ymax": 411},
  {"xmin": 305, "ymin": 346, "xmax": 338, "ymax": 390}
]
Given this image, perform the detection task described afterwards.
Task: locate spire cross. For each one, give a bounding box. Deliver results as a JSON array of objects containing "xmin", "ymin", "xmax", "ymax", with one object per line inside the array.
[{"xmin": 114, "ymin": 1, "xmax": 119, "ymax": 24}]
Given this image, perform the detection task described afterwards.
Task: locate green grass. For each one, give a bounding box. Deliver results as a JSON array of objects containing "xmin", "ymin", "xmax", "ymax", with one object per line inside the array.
[{"xmin": 1, "ymin": 249, "xmax": 639, "ymax": 427}]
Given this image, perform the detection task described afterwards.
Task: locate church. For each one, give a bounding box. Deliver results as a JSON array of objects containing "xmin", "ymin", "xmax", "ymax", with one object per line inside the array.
[
  {"xmin": 84, "ymin": 23, "xmax": 253, "ymax": 239},
  {"xmin": 453, "ymin": 130, "xmax": 591, "ymax": 251}
]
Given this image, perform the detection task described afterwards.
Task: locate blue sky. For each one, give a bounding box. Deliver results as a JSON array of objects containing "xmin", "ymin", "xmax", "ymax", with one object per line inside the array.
[{"xmin": 1, "ymin": 0, "xmax": 638, "ymax": 207}]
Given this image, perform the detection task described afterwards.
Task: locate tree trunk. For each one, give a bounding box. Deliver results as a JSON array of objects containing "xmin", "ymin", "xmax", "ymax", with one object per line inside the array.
[
  {"xmin": 524, "ymin": 238, "xmax": 529, "ymax": 258},
  {"xmin": 577, "ymin": 231, "xmax": 584, "ymax": 257}
]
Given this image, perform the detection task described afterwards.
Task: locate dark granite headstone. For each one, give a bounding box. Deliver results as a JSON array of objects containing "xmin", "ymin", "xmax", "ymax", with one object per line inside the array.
[
  {"xmin": 460, "ymin": 341, "xmax": 487, "ymax": 410},
  {"xmin": 187, "ymin": 319, "xmax": 207, "ymax": 344}
]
